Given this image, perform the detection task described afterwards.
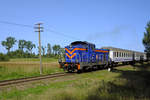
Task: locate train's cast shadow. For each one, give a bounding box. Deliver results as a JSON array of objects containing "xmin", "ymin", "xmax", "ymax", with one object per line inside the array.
[{"xmin": 86, "ymin": 62, "xmax": 150, "ymax": 100}]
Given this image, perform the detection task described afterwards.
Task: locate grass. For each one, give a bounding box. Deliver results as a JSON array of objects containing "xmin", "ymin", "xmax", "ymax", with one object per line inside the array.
[
  {"xmin": 10, "ymin": 58, "xmax": 58, "ymax": 62},
  {"xmin": 0, "ymin": 57, "xmax": 63, "ymax": 80},
  {"xmin": 0, "ymin": 62, "xmax": 150, "ymax": 100}
]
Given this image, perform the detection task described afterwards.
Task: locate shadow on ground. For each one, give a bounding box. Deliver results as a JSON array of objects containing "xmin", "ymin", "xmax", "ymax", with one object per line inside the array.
[
  {"xmin": 86, "ymin": 62, "xmax": 150, "ymax": 100},
  {"xmin": 55, "ymin": 62, "xmax": 150, "ymax": 100}
]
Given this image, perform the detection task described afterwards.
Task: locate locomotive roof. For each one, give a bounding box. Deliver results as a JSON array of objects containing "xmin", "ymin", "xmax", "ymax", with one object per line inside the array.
[{"xmin": 71, "ymin": 41, "xmax": 95, "ymax": 46}]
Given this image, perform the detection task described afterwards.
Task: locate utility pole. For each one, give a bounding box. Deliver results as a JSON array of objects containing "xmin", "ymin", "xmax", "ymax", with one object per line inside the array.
[{"xmin": 35, "ymin": 23, "xmax": 43, "ymax": 75}]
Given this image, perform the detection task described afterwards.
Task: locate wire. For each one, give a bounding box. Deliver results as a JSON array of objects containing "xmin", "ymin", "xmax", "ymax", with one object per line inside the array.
[
  {"xmin": 0, "ymin": 21, "xmax": 33, "ymax": 28},
  {"xmin": 0, "ymin": 20, "xmax": 80, "ymax": 40},
  {"xmin": 45, "ymin": 28, "xmax": 80, "ymax": 40}
]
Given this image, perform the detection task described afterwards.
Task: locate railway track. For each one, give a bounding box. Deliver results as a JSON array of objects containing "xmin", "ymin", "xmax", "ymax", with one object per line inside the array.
[{"xmin": 0, "ymin": 72, "xmax": 72, "ymax": 87}]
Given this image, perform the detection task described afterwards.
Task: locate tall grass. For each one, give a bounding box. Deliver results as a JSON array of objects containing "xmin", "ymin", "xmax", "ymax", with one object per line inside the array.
[
  {"xmin": 0, "ymin": 58, "xmax": 63, "ymax": 80},
  {"xmin": 0, "ymin": 53, "xmax": 9, "ymax": 61}
]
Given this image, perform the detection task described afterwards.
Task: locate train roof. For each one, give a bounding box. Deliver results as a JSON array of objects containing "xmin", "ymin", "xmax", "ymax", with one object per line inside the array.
[
  {"xmin": 101, "ymin": 46, "xmax": 145, "ymax": 54},
  {"xmin": 71, "ymin": 41, "xmax": 95, "ymax": 46}
]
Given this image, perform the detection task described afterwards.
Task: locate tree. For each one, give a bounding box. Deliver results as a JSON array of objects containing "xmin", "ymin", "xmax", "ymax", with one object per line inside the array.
[
  {"xmin": 1, "ymin": 37, "xmax": 16, "ymax": 53},
  {"xmin": 47, "ymin": 43, "xmax": 51, "ymax": 56},
  {"xmin": 143, "ymin": 21, "xmax": 150, "ymax": 59},
  {"xmin": 59, "ymin": 48, "xmax": 65, "ymax": 55},
  {"xmin": 41, "ymin": 46, "xmax": 46, "ymax": 56},
  {"xmin": 18, "ymin": 40, "xmax": 26, "ymax": 51},
  {"xmin": 25, "ymin": 41, "xmax": 36, "ymax": 54},
  {"xmin": 52, "ymin": 45, "xmax": 61, "ymax": 55}
]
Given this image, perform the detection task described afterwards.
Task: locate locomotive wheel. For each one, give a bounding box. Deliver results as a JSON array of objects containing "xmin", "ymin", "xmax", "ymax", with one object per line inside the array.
[{"xmin": 77, "ymin": 70, "xmax": 82, "ymax": 74}]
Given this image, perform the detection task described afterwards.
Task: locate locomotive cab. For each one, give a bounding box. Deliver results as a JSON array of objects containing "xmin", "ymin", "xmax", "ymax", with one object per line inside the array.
[
  {"xmin": 59, "ymin": 41, "xmax": 109, "ymax": 73},
  {"xmin": 59, "ymin": 41, "xmax": 94, "ymax": 72}
]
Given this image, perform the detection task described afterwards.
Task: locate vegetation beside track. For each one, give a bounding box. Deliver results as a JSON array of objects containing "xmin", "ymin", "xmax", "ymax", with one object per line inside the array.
[
  {"xmin": 0, "ymin": 62, "xmax": 150, "ymax": 100},
  {"xmin": 9, "ymin": 58, "xmax": 58, "ymax": 62},
  {"xmin": 0, "ymin": 58, "xmax": 63, "ymax": 81}
]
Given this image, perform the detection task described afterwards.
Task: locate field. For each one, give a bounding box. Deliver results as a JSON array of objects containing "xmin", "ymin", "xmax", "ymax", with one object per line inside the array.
[
  {"xmin": 0, "ymin": 58, "xmax": 63, "ymax": 80},
  {"xmin": 0, "ymin": 60, "xmax": 150, "ymax": 100}
]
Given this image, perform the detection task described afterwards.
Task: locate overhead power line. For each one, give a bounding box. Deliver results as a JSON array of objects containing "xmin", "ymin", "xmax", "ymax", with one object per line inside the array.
[
  {"xmin": 45, "ymin": 29, "xmax": 79, "ymax": 40},
  {"xmin": 0, "ymin": 21, "xmax": 33, "ymax": 28},
  {"xmin": 0, "ymin": 20, "xmax": 80, "ymax": 40}
]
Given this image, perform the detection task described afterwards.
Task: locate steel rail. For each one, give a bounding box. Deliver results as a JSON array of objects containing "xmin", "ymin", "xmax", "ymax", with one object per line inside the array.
[{"xmin": 0, "ymin": 72, "xmax": 72, "ymax": 87}]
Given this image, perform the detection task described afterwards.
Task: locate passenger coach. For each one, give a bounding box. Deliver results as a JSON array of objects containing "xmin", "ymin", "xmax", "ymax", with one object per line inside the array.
[{"xmin": 101, "ymin": 47, "xmax": 147, "ymax": 65}]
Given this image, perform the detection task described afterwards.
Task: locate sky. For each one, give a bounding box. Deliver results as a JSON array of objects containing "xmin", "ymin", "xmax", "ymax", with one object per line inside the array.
[{"xmin": 0, "ymin": 0, "xmax": 150, "ymax": 53}]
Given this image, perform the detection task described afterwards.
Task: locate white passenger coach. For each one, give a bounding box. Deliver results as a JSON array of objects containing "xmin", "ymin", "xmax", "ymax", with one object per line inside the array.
[{"xmin": 101, "ymin": 47, "xmax": 147, "ymax": 63}]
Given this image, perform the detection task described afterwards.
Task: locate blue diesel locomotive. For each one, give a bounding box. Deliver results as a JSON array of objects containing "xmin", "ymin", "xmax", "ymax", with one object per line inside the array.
[{"xmin": 59, "ymin": 41, "xmax": 110, "ymax": 72}]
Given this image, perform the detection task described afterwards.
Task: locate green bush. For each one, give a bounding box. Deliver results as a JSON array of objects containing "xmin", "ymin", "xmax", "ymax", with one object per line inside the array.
[{"xmin": 0, "ymin": 53, "xmax": 9, "ymax": 61}]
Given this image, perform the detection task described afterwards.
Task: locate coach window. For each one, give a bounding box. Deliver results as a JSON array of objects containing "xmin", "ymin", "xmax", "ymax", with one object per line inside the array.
[
  {"xmin": 113, "ymin": 52, "xmax": 115, "ymax": 57},
  {"xmin": 117, "ymin": 52, "xmax": 118, "ymax": 57},
  {"xmin": 114, "ymin": 52, "xmax": 116, "ymax": 57},
  {"xmin": 119, "ymin": 52, "xmax": 121, "ymax": 57}
]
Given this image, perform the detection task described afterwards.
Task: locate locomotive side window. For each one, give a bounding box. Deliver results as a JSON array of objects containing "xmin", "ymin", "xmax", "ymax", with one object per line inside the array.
[{"xmin": 104, "ymin": 54, "xmax": 106, "ymax": 61}]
